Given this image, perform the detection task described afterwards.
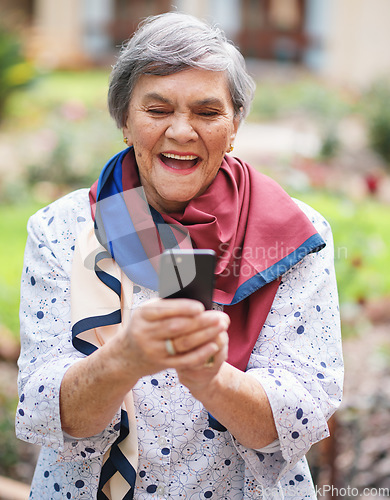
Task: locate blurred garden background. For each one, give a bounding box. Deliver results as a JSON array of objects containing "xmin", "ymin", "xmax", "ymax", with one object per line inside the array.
[{"xmin": 1, "ymin": 0, "xmax": 390, "ymax": 498}]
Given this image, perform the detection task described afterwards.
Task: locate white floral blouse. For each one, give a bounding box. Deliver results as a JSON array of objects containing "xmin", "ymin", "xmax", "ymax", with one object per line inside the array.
[{"xmin": 16, "ymin": 189, "xmax": 343, "ymax": 499}]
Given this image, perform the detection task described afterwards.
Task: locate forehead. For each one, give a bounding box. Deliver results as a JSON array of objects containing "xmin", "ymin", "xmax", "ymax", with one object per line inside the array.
[{"xmin": 131, "ymin": 68, "xmax": 232, "ymax": 105}]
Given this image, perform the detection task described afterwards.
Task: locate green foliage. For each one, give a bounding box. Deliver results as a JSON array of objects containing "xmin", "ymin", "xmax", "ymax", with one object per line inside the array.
[
  {"xmin": 3, "ymin": 70, "xmax": 120, "ymax": 193},
  {"xmin": 362, "ymin": 81, "xmax": 390, "ymax": 165},
  {"xmin": 0, "ymin": 70, "xmax": 389, "ymax": 340},
  {"xmin": 295, "ymin": 192, "xmax": 390, "ymax": 305},
  {"xmin": 25, "ymin": 110, "xmax": 119, "ymax": 190},
  {"xmin": 249, "ymin": 78, "xmax": 352, "ymax": 123},
  {"xmin": 1, "ymin": 193, "xmax": 390, "ymax": 339},
  {"xmin": 5, "ymin": 69, "xmax": 110, "ymax": 120},
  {"xmin": 0, "ymin": 24, "xmax": 35, "ymax": 120},
  {"xmin": 318, "ymin": 130, "xmax": 340, "ymax": 160},
  {"xmin": 0, "ymin": 68, "xmax": 119, "ymax": 334},
  {"xmin": 249, "ymin": 78, "xmax": 353, "ymax": 160},
  {"xmin": 0, "ymin": 394, "xmax": 19, "ymax": 471},
  {"xmin": 0, "ymin": 202, "xmax": 46, "ymax": 337}
]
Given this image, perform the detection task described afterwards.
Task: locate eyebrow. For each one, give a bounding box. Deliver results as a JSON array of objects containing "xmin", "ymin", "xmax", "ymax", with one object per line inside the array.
[
  {"xmin": 143, "ymin": 92, "xmax": 171, "ymax": 104},
  {"xmin": 143, "ymin": 93, "xmax": 225, "ymax": 108},
  {"xmin": 193, "ymin": 97, "xmax": 225, "ymax": 108}
]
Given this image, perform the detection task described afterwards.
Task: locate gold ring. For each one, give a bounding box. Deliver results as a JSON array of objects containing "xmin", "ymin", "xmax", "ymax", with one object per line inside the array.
[
  {"xmin": 165, "ymin": 338, "xmax": 176, "ymax": 356},
  {"xmin": 204, "ymin": 355, "xmax": 215, "ymax": 368}
]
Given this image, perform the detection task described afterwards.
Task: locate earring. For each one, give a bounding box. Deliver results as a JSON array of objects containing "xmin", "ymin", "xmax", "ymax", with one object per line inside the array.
[
  {"xmin": 123, "ymin": 137, "xmax": 128, "ymax": 144},
  {"xmin": 228, "ymin": 144, "xmax": 234, "ymax": 153}
]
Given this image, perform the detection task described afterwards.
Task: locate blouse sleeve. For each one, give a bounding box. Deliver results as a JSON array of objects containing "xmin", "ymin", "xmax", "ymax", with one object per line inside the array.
[
  {"xmin": 15, "ymin": 194, "xmax": 121, "ymax": 462},
  {"xmin": 231, "ymin": 201, "xmax": 343, "ymax": 486}
]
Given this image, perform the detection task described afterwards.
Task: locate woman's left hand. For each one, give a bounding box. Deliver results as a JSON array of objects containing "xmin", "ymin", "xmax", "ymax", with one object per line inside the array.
[{"xmin": 176, "ymin": 326, "xmax": 229, "ymax": 395}]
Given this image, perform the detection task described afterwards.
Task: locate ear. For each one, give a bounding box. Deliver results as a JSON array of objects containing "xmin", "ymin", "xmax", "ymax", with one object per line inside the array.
[{"xmin": 227, "ymin": 115, "xmax": 240, "ymax": 151}]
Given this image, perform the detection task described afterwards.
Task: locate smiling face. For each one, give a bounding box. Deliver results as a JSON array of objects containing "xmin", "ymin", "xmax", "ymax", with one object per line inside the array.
[{"xmin": 123, "ymin": 68, "xmax": 239, "ymax": 213}]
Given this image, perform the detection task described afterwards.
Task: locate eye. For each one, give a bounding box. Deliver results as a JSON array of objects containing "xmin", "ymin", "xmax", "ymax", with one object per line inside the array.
[
  {"xmin": 196, "ymin": 108, "xmax": 222, "ymax": 117},
  {"xmin": 199, "ymin": 111, "xmax": 218, "ymax": 117},
  {"xmin": 147, "ymin": 108, "xmax": 170, "ymax": 115}
]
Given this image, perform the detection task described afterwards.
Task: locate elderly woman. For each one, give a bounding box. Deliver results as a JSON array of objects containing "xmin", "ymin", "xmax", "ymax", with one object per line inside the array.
[{"xmin": 16, "ymin": 12, "xmax": 343, "ymax": 500}]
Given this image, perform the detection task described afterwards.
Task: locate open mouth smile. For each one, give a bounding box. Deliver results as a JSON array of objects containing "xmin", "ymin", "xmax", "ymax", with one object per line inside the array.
[{"xmin": 159, "ymin": 152, "xmax": 200, "ymax": 171}]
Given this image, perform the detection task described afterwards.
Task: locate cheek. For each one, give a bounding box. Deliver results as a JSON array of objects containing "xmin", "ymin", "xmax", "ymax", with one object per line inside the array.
[
  {"xmin": 207, "ymin": 127, "xmax": 228, "ymax": 147},
  {"xmin": 128, "ymin": 114, "xmax": 163, "ymax": 149},
  {"xmin": 209, "ymin": 127, "xmax": 231, "ymax": 156},
  {"xmin": 132, "ymin": 131, "xmax": 156, "ymax": 158}
]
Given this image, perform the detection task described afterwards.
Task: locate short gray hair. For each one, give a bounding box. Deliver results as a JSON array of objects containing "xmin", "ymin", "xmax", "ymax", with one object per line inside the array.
[{"xmin": 108, "ymin": 12, "xmax": 256, "ymax": 128}]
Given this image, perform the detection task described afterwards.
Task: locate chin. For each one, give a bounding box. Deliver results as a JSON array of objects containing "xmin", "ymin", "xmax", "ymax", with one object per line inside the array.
[{"xmin": 163, "ymin": 188, "xmax": 198, "ymax": 203}]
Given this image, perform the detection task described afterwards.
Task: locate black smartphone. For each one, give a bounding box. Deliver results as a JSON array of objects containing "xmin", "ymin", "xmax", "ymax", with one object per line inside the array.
[{"xmin": 158, "ymin": 249, "xmax": 216, "ymax": 310}]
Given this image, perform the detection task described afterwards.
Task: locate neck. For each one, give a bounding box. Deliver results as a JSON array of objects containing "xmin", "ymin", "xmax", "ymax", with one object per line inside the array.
[{"xmin": 147, "ymin": 196, "xmax": 188, "ymax": 215}]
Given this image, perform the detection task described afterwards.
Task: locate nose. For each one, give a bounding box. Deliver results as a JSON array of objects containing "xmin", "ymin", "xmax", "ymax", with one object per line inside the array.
[{"xmin": 165, "ymin": 114, "xmax": 198, "ymax": 143}]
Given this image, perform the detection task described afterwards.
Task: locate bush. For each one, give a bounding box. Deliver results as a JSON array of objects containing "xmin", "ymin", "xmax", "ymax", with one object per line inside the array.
[
  {"xmin": 0, "ymin": 394, "xmax": 19, "ymax": 472},
  {"xmin": 249, "ymin": 78, "xmax": 351, "ymax": 160},
  {"xmin": 0, "ymin": 24, "xmax": 35, "ymax": 121},
  {"xmin": 363, "ymin": 81, "xmax": 390, "ymax": 166}
]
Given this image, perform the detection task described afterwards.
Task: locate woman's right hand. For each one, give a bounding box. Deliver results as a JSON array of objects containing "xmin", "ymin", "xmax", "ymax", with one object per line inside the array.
[{"xmin": 112, "ymin": 298, "xmax": 229, "ymax": 380}]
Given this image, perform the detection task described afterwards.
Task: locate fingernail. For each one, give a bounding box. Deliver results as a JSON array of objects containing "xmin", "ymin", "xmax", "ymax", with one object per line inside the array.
[{"xmin": 194, "ymin": 302, "xmax": 205, "ymax": 313}]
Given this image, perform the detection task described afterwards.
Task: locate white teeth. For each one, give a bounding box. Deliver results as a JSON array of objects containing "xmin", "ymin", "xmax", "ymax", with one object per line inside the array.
[{"xmin": 162, "ymin": 152, "xmax": 198, "ymax": 161}]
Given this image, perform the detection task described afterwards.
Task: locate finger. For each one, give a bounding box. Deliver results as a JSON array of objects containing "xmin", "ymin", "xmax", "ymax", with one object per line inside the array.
[
  {"xmin": 172, "ymin": 322, "xmax": 226, "ymax": 354},
  {"xmin": 213, "ymin": 330, "xmax": 229, "ymax": 351},
  {"xmin": 134, "ymin": 309, "xmax": 227, "ymax": 343},
  {"xmin": 172, "ymin": 330, "xmax": 229, "ymax": 368},
  {"xmin": 172, "ymin": 319, "xmax": 230, "ymax": 354},
  {"xmin": 189, "ymin": 335, "xmax": 229, "ymax": 372},
  {"xmin": 140, "ymin": 298, "xmax": 204, "ymax": 321},
  {"xmin": 171, "ymin": 341, "xmax": 221, "ymax": 370},
  {"xmin": 202, "ymin": 331, "xmax": 229, "ymax": 368},
  {"xmin": 138, "ymin": 319, "xmax": 227, "ymax": 359},
  {"xmin": 157, "ymin": 309, "xmax": 229, "ymax": 341}
]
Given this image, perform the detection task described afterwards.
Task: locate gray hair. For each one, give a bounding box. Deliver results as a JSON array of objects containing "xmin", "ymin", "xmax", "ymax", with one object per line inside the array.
[{"xmin": 108, "ymin": 12, "xmax": 256, "ymax": 128}]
